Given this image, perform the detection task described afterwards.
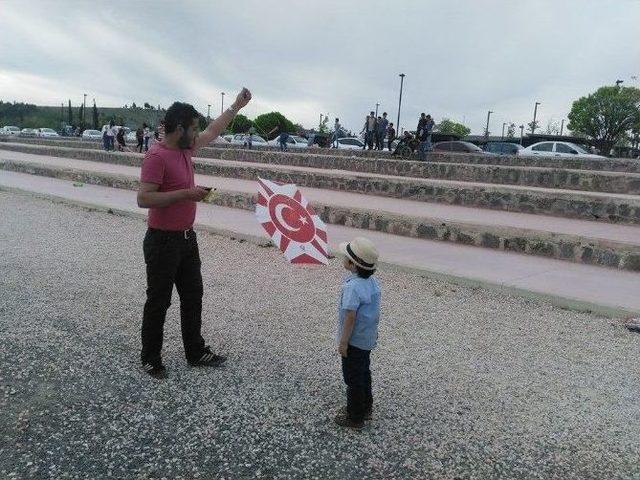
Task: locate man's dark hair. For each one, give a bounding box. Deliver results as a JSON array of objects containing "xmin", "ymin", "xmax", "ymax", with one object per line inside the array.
[
  {"xmin": 370, "ymin": 111, "xmax": 375, "ymax": 115},
  {"xmin": 383, "ymin": 112, "xmax": 387, "ymax": 116},
  {"xmin": 164, "ymin": 102, "xmax": 199, "ymax": 134}
]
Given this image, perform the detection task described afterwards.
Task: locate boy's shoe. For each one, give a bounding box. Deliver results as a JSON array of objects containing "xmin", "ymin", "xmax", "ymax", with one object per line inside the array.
[
  {"xmin": 334, "ymin": 411, "xmax": 364, "ymax": 429},
  {"xmin": 141, "ymin": 361, "xmax": 167, "ymax": 379},
  {"xmin": 188, "ymin": 346, "xmax": 227, "ymax": 367},
  {"xmin": 338, "ymin": 406, "xmax": 372, "ymax": 421}
]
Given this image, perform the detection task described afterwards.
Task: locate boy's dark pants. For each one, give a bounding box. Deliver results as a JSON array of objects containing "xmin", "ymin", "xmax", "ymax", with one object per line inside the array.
[
  {"xmin": 141, "ymin": 228, "xmax": 205, "ymax": 365},
  {"xmin": 341, "ymin": 345, "xmax": 373, "ymax": 422}
]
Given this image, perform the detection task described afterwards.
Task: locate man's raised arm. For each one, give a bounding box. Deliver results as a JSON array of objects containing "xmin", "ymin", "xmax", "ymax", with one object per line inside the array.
[{"xmin": 194, "ymin": 88, "xmax": 252, "ymax": 150}]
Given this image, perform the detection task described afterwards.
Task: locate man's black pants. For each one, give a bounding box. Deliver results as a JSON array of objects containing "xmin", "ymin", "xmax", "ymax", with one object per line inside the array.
[
  {"xmin": 341, "ymin": 345, "xmax": 373, "ymax": 422},
  {"xmin": 141, "ymin": 228, "xmax": 205, "ymax": 365}
]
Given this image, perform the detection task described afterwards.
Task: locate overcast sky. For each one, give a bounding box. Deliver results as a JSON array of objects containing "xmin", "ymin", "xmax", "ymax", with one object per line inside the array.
[{"xmin": 1, "ymin": 0, "xmax": 639, "ymax": 134}]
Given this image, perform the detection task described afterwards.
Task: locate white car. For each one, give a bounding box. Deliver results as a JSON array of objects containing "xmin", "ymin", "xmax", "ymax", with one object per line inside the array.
[
  {"xmin": 20, "ymin": 128, "xmax": 38, "ymax": 137},
  {"xmin": 520, "ymin": 141, "xmax": 604, "ymax": 159},
  {"xmin": 1, "ymin": 126, "xmax": 21, "ymax": 136},
  {"xmin": 230, "ymin": 133, "xmax": 267, "ymax": 146},
  {"xmin": 269, "ymin": 135, "xmax": 308, "ymax": 149},
  {"xmin": 334, "ymin": 137, "xmax": 366, "ymax": 150},
  {"xmin": 82, "ymin": 129, "xmax": 103, "ymax": 140},
  {"xmin": 37, "ymin": 128, "xmax": 60, "ymax": 138},
  {"xmin": 125, "ymin": 131, "xmax": 138, "ymax": 142}
]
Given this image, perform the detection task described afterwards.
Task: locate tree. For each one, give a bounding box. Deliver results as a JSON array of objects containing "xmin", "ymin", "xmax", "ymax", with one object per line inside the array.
[
  {"xmin": 229, "ymin": 113, "xmax": 253, "ymax": 133},
  {"xmin": 318, "ymin": 115, "xmax": 329, "ymax": 134},
  {"xmin": 567, "ymin": 85, "xmax": 640, "ymax": 156},
  {"xmin": 77, "ymin": 104, "xmax": 84, "ymax": 128},
  {"xmin": 545, "ymin": 118, "xmax": 560, "ymax": 135},
  {"xmin": 92, "ymin": 100, "xmax": 99, "ymax": 129},
  {"xmin": 527, "ymin": 120, "xmax": 539, "ymax": 134},
  {"xmin": 506, "ymin": 123, "xmax": 516, "ymax": 138},
  {"xmin": 144, "ymin": 102, "xmax": 153, "ymax": 109},
  {"xmin": 67, "ymin": 100, "xmax": 73, "ymax": 125},
  {"xmin": 131, "ymin": 102, "xmax": 137, "ymax": 109},
  {"xmin": 253, "ymin": 111, "xmax": 295, "ymax": 139},
  {"xmin": 437, "ymin": 118, "xmax": 470, "ymax": 137}
]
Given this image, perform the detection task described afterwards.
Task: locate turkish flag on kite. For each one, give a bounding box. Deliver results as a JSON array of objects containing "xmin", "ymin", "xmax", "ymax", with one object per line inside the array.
[{"xmin": 256, "ymin": 178, "xmax": 329, "ymax": 265}]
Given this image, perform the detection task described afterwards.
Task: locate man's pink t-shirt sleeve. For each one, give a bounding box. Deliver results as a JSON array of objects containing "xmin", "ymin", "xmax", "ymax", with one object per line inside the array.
[{"xmin": 140, "ymin": 153, "xmax": 164, "ymax": 184}]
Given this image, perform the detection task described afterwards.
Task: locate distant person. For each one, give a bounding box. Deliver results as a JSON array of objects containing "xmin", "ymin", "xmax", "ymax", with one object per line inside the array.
[
  {"xmin": 361, "ymin": 112, "xmax": 376, "ymax": 150},
  {"xmin": 116, "ymin": 127, "xmax": 128, "ymax": 151},
  {"xmin": 143, "ymin": 123, "xmax": 150, "ymax": 151},
  {"xmin": 106, "ymin": 120, "xmax": 116, "ymax": 151},
  {"xmin": 375, "ymin": 112, "xmax": 389, "ymax": 151},
  {"xmin": 102, "ymin": 125, "xmax": 109, "ymax": 151},
  {"xmin": 333, "ymin": 118, "xmax": 341, "ymax": 148},
  {"xmin": 157, "ymin": 120, "xmax": 165, "ymax": 141},
  {"xmin": 245, "ymin": 126, "xmax": 256, "ymax": 149},
  {"xmin": 278, "ymin": 131, "xmax": 290, "ymax": 151},
  {"xmin": 417, "ymin": 114, "xmax": 435, "ymax": 160},
  {"xmin": 136, "ymin": 126, "xmax": 144, "ymax": 153},
  {"xmin": 387, "ymin": 122, "xmax": 396, "ymax": 151}
]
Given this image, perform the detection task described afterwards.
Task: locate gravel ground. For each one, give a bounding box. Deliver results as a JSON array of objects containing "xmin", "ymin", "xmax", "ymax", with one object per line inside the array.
[{"xmin": 1, "ymin": 190, "xmax": 640, "ymax": 480}]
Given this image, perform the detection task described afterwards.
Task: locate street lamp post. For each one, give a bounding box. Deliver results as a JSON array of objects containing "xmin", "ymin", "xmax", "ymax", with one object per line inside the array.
[
  {"xmin": 560, "ymin": 119, "xmax": 565, "ymax": 136},
  {"xmin": 83, "ymin": 93, "xmax": 87, "ymax": 125},
  {"xmin": 531, "ymin": 102, "xmax": 541, "ymax": 134},
  {"xmin": 519, "ymin": 125, "xmax": 525, "ymax": 145},
  {"xmin": 485, "ymin": 110, "xmax": 493, "ymax": 138},
  {"xmin": 221, "ymin": 92, "xmax": 225, "ymax": 114},
  {"xmin": 207, "ymin": 104, "xmax": 211, "ymax": 121},
  {"xmin": 501, "ymin": 122, "xmax": 507, "ymax": 140},
  {"xmin": 615, "ymin": 79, "xmax": 624, "ymax": 87},
  {"xmin": 396, "ymin": 73, "xmax": 405, "ymax": 137},
  {"xmin": 375, "ymin": 103, "xmax": 379, "ymax": 117}
]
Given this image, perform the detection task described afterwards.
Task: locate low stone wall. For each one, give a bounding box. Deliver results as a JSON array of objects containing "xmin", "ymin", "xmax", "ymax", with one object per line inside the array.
[
  {"xmin": 2, "ymin": 142, "xmax": 639, "ymax": 225},
  {"xmin": 3, "ymin": 158, "xmax": 639, "ymax": 271},
  {"xmin": 4, "ymin": 139, "xmax": 640, "ymax": 194},
  {"xmin": 0, "ymin": 160, "xmax": 640, "ymax": 271}
]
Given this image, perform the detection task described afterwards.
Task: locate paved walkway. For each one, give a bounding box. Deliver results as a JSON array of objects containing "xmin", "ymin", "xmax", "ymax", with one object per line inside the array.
[
  {"xmin": 1, "ymin": 169, "xmax": 638, "ymax": 315},
  {"xmin": 2, "ymin": 151, "xmax": 640, "ymax": 245}
]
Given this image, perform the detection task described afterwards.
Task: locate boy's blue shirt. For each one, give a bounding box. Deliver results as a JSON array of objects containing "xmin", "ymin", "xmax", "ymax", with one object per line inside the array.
[{"xmin": 337, "ymin": 273, "xmax": 381, "ymax": 350}]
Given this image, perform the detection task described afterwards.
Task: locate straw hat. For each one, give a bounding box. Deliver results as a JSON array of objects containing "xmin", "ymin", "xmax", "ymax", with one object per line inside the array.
[{"xmin": 339, "ymin": 237, "xmax": 379, "ymax": 271}]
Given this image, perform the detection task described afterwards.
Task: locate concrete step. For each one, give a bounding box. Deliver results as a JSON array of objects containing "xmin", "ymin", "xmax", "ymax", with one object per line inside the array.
[
  {"xmin": 1, "ymin": 142, "xmax": 639, "ymax": 225},
  {"xmin": 4, "ymin": 136, "xmax": 640, "ymax": 173},
  {"xmin": 2, "ymin": 151, "xmax": 640, "ymax": 271},
  {"xmin": 1, "ymin": 170, "xmax": 638, "ymax": 316}
]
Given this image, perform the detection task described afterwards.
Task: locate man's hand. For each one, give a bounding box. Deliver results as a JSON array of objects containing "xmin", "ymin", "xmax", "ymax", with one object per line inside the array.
[
  {"xmin": 184, "ymin": 187, "xmax": 210, "ymax": 202},
  {"xmin": 233, "ymin": 88, "xmax": 252, "ymax": 110},
  {"xmin": 337, "ymin": 341, "xmax": 348, "ymax": 358}
]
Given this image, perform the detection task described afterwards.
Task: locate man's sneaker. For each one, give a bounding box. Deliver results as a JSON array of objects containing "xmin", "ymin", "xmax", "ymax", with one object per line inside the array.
[
  {"xmin": 625, "ymin": 318, "xmax": 640, "ymax": 333},
  {"xmin": 188, "ymin": 347, "xmax": 227, "ymax": 367},
  {"xmin": 141, "ymin": 362, "xmax": 167, "ymax": 379},
  {"xmin": 338, "ymin": 406, "xmax": 372, "ymax": 421},
  {"xmin": 334, "ymin": 411, "xmax": 364, "ymax": 429}
]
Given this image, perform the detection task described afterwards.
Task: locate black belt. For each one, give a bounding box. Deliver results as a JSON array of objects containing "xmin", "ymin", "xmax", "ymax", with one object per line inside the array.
[{"xmin": 148, "ymin": 227, "xmax": 195, "ymax": 240}]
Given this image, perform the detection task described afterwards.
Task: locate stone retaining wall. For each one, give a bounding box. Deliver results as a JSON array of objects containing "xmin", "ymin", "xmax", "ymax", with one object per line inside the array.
[
  {"xmin": 3, "ymin": 158, "xmax": 639, "ymax": 271},
  {"xmin": 5, "ymin": 137, "xmax": 640, "ymax": 173},
  {"xmin": 2, "ymin": 143, "xmax": 639, "ymax": 224}
]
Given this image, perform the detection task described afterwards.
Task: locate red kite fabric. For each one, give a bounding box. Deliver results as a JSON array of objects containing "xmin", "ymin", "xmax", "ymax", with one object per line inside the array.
[{"xmin": 256, "ymin": 178, "xmax": 329, "ymax": 265}]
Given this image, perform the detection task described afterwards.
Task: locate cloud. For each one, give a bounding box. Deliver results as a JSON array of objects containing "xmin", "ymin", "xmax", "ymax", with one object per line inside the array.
[{"xmin": 1, "ymin": 0, "xmax": 639, "ymax": 133}]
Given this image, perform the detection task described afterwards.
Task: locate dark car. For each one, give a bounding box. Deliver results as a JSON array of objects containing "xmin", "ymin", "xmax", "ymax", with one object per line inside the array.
[
  {"xmin": 484, "ymin": 142, "xmax": 523, "ymax": 155},
  {"xmin": 433, "ymin": 141, "xmax": 486, "ymax": 154}
]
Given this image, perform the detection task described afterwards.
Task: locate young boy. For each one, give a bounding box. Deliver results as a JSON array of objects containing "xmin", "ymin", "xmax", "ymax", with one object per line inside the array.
[{"xmin": 335, "ymin": 237, "xmax": 381, "ymax": 429}]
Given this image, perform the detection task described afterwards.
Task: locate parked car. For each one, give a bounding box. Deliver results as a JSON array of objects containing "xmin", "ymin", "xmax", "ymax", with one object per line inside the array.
[
  {"xmin": 520, "ymin": 141, "xmax": 604, "ymax": 159},
  {"xmin": 82, "ymin": 129, "xmax": 103, "ymax": 140},
  {"xmin": 1, "ymin": 126, "xmax": 21, "ymax": 136},
  {"xmin": 334, "ymin": 137, "xmax": 366, "ymax": 150},
  {"xmin": 484, "ymin": 142, "xmax": 523, "ymax": 155},
  {"xmin": 37, "ymin": 128, "xmax": 60, "ymax": 138},
  {"xmin": 269, "ymin": 135, "xmax": 308, "ymax": 149},
  {"xmin": 433, "ymin": 141, "xmax": 487, "ymax": 154},
  {"xmin": 230, "ymin": 133, "xmax": 267, "ymax": 146},
  {"xmin": 20, "ymin": 128, "xmax": 38, "ymax": 137}
]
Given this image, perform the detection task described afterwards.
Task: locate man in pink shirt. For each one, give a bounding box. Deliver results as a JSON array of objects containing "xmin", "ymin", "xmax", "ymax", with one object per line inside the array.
[{"xmin": 137, "ymin": 88, "xmax": 252, "ymax": 378}]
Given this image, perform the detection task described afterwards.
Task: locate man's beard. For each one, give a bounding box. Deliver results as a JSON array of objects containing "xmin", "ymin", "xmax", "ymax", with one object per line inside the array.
[{"xmin": 178, "ymin": 132, "xmax": 193, "ymax": 149}]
